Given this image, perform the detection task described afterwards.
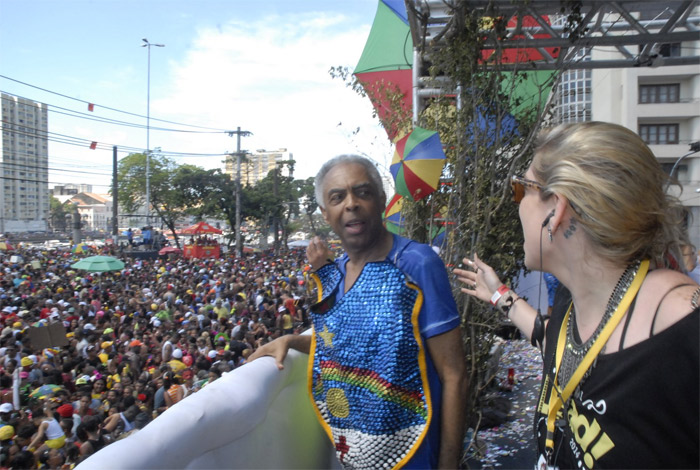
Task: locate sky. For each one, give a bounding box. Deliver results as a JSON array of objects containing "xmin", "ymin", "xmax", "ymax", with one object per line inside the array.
[{"xmin": 0, "ymin": 0, "xmax": 394, "ymax": 193}]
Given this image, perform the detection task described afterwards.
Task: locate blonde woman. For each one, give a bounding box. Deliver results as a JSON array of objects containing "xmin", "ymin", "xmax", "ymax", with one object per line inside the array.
[{"xmin": 454, "ymin": 122, "xmax": 698, "ymax": 469}]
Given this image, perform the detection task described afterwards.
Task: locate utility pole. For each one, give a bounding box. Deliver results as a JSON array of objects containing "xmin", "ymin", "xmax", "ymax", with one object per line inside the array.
[
  {"xmin": 112, "ymin": 146, "xmax": 118, "ymax": 236},
  {"xmin": 273, "ymin": 166, "xmax": 279, "ymax": 255},
  {"xmin": 142, "ymin": 38, "xmax": 164, "ymax": 228},
  {"xmin": 228, "ymin": 127, "xmax": 251, "ymax": 258}
]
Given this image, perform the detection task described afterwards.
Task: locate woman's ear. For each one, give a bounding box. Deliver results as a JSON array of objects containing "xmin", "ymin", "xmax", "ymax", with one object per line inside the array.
[{"xmin": 548, "ymin": 196, "xmax": 570, "ymax": 235}]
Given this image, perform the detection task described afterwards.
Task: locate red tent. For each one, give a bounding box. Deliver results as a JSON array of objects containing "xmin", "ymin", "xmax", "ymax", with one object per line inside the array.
[{"xmin": 180, "ymin": 222, "xmax": 222, "ymax": 235}]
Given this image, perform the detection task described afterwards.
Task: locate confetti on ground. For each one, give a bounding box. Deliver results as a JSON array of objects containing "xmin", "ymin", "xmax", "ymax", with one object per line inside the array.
[{"xmin": 464, "ymin": 339, "xmax": 544, "ymax": 469}]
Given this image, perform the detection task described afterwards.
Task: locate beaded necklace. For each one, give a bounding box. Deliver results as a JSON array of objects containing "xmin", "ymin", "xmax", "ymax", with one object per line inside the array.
[{"xmin": 558, "ymin": 260, "xmax": 641, "ymax": 388}]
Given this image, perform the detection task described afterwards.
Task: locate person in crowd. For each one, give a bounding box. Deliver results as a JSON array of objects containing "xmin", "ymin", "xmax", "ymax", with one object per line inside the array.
[
  {"xmin": 76, "ymin": 414, "xmax": 106, "ymax": 460},
  {"xmin": 38, "ymin": 446, "xmax": 66, "ymax": 469},
  {"xmin": 162, "ymin": 371, "xmax": 183, "ymax": 409},
  {"xmin": 276, "ymin": 305, "xmax": 293, "ymax": 336},
  {"xmin": 0, "ymin": 376, "xmax": 11, "ymax": 405},
  {"xmin": 167, "ymin": 349, "xmax": 186, "ymax": 375},
  {"xmin": 454, "ymin": 121, "xmax": 699, "ymax": 469},
  {"xmin": 249, "ymin": 154, "xmax": 468, "ymax": 469},
  {"xmin": 10, "ymin": 449, "xmax": 35, "ymax": 469},
  {"xmin": 27, "ymin": 400, "xmax": 65, "ymax": 457}
]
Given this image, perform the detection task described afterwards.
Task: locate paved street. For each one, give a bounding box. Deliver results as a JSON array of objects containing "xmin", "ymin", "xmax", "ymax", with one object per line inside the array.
[{"xmin": 464, "ymin": 339, "xmax": 543, "ymax": 469}]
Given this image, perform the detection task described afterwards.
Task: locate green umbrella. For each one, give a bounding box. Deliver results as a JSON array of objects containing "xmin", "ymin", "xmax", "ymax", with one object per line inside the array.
[{"xmin": 71, "ymin": 255, "xmax": 125, "ymax": 272}]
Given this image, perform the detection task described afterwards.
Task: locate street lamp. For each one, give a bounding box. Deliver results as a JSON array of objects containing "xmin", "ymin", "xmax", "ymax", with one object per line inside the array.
[
  {"xmin": 666, "ymin": 141, "xmax": 700, "ymax": 191},
  {"xmin": 142, "ymin": 38, "xmax": 165, "ymax": 227}
]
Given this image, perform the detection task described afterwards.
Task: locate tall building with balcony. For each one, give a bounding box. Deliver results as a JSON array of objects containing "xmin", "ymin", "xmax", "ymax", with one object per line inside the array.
[
  {"xmin": 0, "ymin": 93, "xmax": 49, "ymax": 233},
  {"xmin": 550, "ymin": 9, "xmax": 700, "ymax": 247},
  {"xmin": 592, "ymin": 55, "xmax": 699, "ymax": 247},
  {"xmin": 225, "ymin": 148, "xmax": 292, "ymax": 186}
]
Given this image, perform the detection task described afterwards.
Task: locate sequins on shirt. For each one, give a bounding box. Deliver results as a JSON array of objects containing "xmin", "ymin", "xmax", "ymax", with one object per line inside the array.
[{"xmin": 309, "ymin": 261, "xmax": 430, "ymax": 469}]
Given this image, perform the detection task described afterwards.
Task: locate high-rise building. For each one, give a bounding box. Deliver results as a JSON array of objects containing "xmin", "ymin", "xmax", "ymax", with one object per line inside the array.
[
  {"xmin": 225, "ymin": 148, "xmax": 292, "ymax": 186},
  {"xmin": 0, "ymin": 93, "xmax": 49, "ymax": 233}
]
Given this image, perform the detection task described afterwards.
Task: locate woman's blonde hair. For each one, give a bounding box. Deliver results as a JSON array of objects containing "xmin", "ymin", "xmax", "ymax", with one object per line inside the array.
[{"xmin": 532, "ymin": 121, "xmax": 686, "ymax": 267}]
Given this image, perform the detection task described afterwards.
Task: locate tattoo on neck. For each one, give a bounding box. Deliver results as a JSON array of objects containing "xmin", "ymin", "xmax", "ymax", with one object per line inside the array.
[{"xmin": 563, "ymin": 217, "xmax": 577, "ymax": 239}]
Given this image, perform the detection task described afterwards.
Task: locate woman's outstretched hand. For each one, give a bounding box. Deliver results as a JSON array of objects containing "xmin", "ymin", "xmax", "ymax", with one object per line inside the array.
[{"xmin": 453, "ymin": 253, "xmax": 504, "ymax": 304}]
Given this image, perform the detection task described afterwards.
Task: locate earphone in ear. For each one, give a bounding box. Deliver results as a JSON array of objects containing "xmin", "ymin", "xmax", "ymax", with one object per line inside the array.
[{"xmin": 541, "ymin": 210, "xmax": 556, "ymax": 227}]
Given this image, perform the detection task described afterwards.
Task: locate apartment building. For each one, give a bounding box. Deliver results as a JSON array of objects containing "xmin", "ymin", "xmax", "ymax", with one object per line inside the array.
[
  {"xmin": 551, "ymin": 17, "xmax": 699, "ymax": 247},
  {"xmin": 0, "ymin": 93, "xmax": 49, "ymax": 233},
  {"xmin": 225, "ymin": 148, "xmax": 292, "ymax": 186}
]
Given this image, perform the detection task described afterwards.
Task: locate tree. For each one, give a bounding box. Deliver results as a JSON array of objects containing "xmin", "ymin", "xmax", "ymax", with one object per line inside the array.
[
  {"xmin": 248, "ymin": 165, "xmax": 298, "ymax": 253},
  {"xmin": 116, "ymin": 151, "xmax": 186, "ymax": 246},
  {"xmin": 275, "ymin": 160, "xmax": 299, "ymax": 251},
  {"xmin": 172, "ymin": 166, "xmax": 250, "ymax": 248},
  {"xmin": 49, "ymin": 196, "xmax": 70, "ymax": 232},
  {"xmin": 298, "ymin": 177, "xmax": 319, "ymax": 234}
]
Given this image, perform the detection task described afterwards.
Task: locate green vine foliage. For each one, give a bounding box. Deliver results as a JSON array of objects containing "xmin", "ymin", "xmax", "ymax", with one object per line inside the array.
[{"xmin": 399, "ymin": 6, "xmax": 569, "ymax": 432}]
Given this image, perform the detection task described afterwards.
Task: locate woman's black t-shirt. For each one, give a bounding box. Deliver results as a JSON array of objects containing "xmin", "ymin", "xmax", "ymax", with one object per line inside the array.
[{"xmin": 535, "ymin": 300, "xmax": 699, "ymax": 469}]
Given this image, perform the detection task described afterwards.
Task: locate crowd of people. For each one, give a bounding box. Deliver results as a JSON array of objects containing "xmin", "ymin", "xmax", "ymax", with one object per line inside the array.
[
  {"xmin": 186, "ymin": 236, "xmax": 219, "ymax": 247},
  {"xmin": 0, "ymin": 242, "xmax": 312, "ymax": 469}
]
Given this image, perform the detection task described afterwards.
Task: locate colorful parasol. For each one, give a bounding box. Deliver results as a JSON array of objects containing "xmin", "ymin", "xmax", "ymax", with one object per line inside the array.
[
  {"xmin": 181, "ymin": 221, "xmax": 222, "ymax": 235},
  {"xmin": 29, "ymin": 384, "xmax": 63, "ymax": 399},
  {"xmin": 354, "ymin": 0, "xmax": 413, "ymax": 140},
  {"xmin": 383, "ymin": 193, "xmax": 405, "ymax": 235},
  {"xmin": 71, "ymin": 255, "xmax": 125, "ymax": 272},
  {"xmin": 0, "ymin": 242, "xmax": 12, "ymax": 251},
  {"xmin": 158, "ymin": 246, "xmax": 182, "ymax": 256},
  {"xmin": 390, "ymin": 127, "xmax": 446, "ymax": 201}
]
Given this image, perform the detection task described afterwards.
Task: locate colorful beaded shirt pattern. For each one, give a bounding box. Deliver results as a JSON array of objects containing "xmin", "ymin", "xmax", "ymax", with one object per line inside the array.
[{"xmin": 309, "ymin": 261, "xmax": 431, "ymax": 469}]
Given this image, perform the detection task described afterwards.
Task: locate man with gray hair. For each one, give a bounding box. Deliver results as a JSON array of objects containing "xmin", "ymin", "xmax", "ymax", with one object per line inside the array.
[{"xmin": 250, "ymin": 154, "xmax": 467, "ymax": 469}]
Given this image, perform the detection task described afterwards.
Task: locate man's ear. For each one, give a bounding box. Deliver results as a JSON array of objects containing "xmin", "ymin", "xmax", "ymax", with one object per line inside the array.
[{"xmin": 319, "ymin": 206, "xmax": 329, "ymax": 223}]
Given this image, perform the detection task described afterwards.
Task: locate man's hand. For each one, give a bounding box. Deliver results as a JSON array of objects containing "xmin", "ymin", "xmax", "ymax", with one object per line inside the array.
[
  {"xmin": 247, "ymin": 335, "xmax": 311, "ymax": 370},
  {"xmin": 306, "ymin": 236, "xmax": 333, "ymax": 271},
  {"xmin": 247, "ymin": 337, "xmax": 291, "ymax": 370}
]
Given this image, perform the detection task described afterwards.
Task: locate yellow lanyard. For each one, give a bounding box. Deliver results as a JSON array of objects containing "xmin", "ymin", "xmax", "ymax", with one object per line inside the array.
[{"xmin": 544, "ymin": 259, "xmax": 649, "ymax": 454}]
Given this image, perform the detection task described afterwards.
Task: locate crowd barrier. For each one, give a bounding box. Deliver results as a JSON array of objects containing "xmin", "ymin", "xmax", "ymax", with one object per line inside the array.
[{"xmin": 77, "ymin": 344, "xmax": 339, "ymax": 469}]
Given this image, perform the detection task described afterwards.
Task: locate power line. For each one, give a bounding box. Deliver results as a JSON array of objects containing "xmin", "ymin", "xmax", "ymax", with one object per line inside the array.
[
  {"xmin": 0, "ymin": 75, "xmax": 232, "ymax": 132},
  {"xmin": 1, "ymin": 93, "xmax": 229, "ymax": 134},
  {"xmin": 2, "ymin": 122, "xmax": 230, "ymax": 157},
  {"xmin": 0, "ymin": 174, "xmax": 111, "ymax": 189},
  {"xmin": 0, "ymin": 159, "xmax": 112, "ymax": 177}
]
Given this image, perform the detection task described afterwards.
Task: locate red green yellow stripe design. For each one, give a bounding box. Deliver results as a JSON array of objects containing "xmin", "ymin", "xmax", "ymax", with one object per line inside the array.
[{"xmin": 319, "ymin": 359, "xmax": 427, "ymax": 419}]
